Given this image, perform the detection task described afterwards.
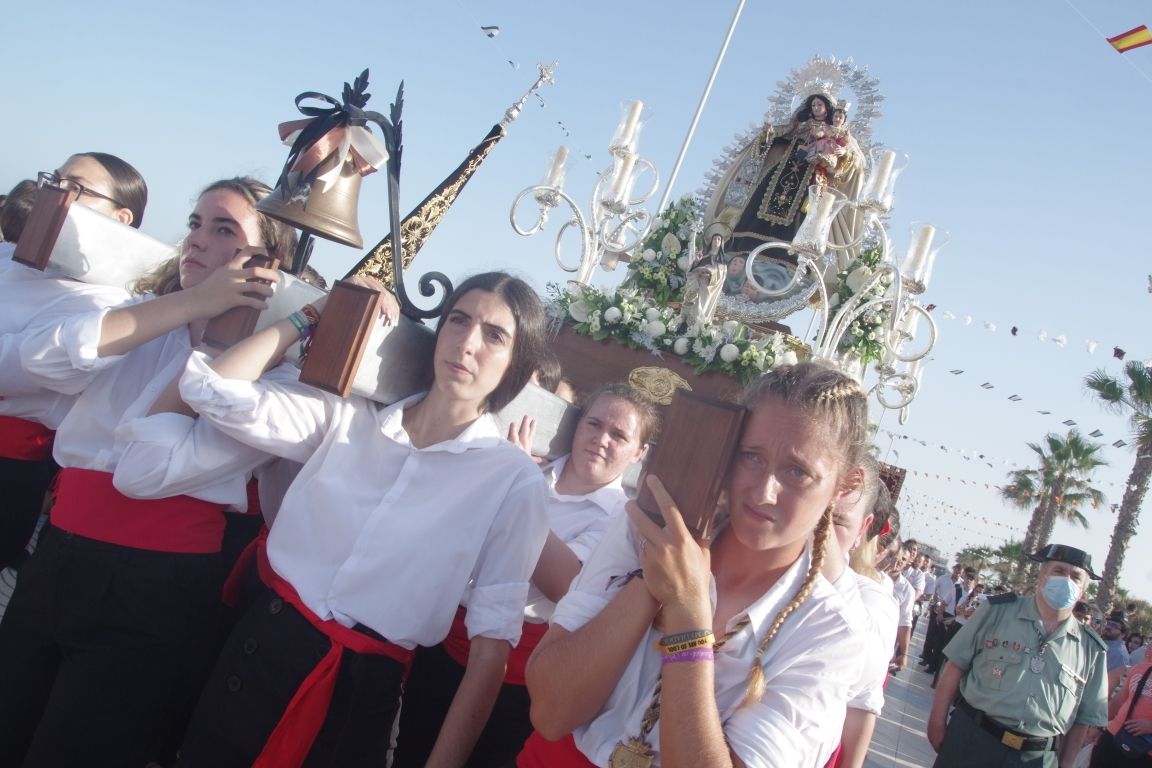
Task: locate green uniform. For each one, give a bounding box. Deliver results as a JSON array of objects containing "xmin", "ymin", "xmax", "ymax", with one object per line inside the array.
[{"xmin": 935, "ymin": 592, "xmax": 1108, "ymax": 767}]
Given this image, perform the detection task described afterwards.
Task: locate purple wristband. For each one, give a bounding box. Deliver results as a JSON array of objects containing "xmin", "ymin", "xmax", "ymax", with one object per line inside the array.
[{"xmin": 661, "ymin": 648, "xmax": 715, "ymax": 665}]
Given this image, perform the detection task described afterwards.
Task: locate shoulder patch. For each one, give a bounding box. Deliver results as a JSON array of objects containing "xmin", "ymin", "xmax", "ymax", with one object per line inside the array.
[
  {"xmin": 986, "ymin": 592, "xmax": 1018, "ymax": 605},
  {"xmin": 1081, "ymin": 625, "xmax": 1107, "ymax": 651}
]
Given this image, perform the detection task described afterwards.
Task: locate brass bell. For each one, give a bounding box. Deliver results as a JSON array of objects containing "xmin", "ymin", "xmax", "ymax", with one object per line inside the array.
[{"xmin": 257, "ymin": 152, "xmax": 364, "ymax": 248}]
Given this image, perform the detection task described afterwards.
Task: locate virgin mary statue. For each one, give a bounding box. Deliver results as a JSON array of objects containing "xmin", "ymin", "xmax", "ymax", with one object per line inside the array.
[{"xmin": 704, "ymin": 92, "xmax": 864, "ymax": 260}]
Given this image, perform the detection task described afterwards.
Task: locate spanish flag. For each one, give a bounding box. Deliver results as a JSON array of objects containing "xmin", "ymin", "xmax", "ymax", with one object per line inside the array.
[{"xmin": 1108, "ymin": 25, "xmax": 1152, "ymax": 53}]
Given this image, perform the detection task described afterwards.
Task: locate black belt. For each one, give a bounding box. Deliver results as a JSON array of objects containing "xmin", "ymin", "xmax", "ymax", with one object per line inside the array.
[{"xmin": 954, "ymin": 696, "xmax": 1060, "ymax": 752}]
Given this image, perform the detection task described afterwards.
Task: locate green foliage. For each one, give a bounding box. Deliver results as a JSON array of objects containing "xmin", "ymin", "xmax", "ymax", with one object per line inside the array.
[
  {"xmin": 620, "ymin": 195, "xmax": 702, "ymax": 305},
  {"xmin": 547, "ymin": 282, "xmax": 793, "ymax": 384},
  {"xmin": 830, "ymin": 245, "xmax": 893, "ymax": 365}
]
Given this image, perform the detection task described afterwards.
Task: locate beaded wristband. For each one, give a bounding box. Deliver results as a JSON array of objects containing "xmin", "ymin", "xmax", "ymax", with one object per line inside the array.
[
  {"xmin": 659, "ymin": 629, "xmax": 713, "ymax": 647},
  {"xmin": 300, "ymin": 303, "xmax": 322, "ymax": 326},
  {"xmin": 661, "ymin": 648, "xmax": 715, "ymax": 665},
  {"xmin": 287, "ymin": 311, "xmax": 310, "ymax": 336},
  {"xmin": 660, "ymin": 635, "xmax": 715, "ymax": 654}
]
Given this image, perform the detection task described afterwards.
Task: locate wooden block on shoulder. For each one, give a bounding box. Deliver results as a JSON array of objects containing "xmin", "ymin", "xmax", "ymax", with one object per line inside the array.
[
  {"xmin": 299, "ymin": 280, "xmax": 381, "ymax": 397},
  {"xmin": 636, "ymin": 390, "xmax": 746, "ymax": 541},
  {"xmin": 12, "ymin": 185, "xmax": 73, "ymax": 270}
]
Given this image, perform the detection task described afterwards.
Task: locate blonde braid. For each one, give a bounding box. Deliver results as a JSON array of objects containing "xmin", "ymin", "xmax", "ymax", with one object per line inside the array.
[{"xmin": 739, "ymin": 502, "xmax": 834, "ymax": 707}]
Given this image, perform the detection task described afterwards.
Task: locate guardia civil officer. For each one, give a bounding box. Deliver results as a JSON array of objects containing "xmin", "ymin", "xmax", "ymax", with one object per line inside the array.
[{"xmin": 927, "ymin": 544, "xmax": 1108, "ymax": 768}]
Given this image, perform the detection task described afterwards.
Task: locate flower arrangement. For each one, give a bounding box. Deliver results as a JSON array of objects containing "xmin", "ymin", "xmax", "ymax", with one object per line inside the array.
[
  {"xmin": 549, "ymin": 282, "xmax": 795, "ymax": 384},
  {"xmin": 619, "ymin": 194, "xmax": 703, "ymax": 305},
  {"xmin": 827, "ymin": 244, "xmax": 892, "ymax": 365}
]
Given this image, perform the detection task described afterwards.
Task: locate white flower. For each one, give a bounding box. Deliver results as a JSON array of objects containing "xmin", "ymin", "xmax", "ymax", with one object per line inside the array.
[
  {"xmin": 568, "ymin": 300, "xmax": 590, "ymax": 323},
  {"xmin": 673, "ymin": 337, "xmax": 690, "ymax": 355},
  {"xmin": 645, "ymin": 307, "xmax": 661, "ymax": 321},
  {"xmin": 603, "ymin": 306, "xmax": 622, "ymax": 324},
  {"xmin": 677, "ymin": 256, "xmax": 691, "ymax": 272},
  {"xmin": 720, "ymin": 344, "xmax": 740, "ymax": 362},
  {"xmin": 653, "ymin": 217, "xmax": 665, "ymax": 230},
  {"xmin": 642, "ymin": 248, "xmax": 657, "ymax": 262},
  {"xmin": 779, "ymin": 350, "xmax": 799, "ymax": 366},
  {"xmin": 722, "ymin": 320, "xmax": 739, "ymax": 334},
  {"xmin": 828, "ymin": 293, "xmax": 841, "ymax": 308},
  {"xmin": 845, "ymin": 267, "xmax": 873, "ymax": 294},
  {"xmin": 661, "ymin": 233, "xmax": 682, "ymax": 256},
  {"xmin": 700, "ymin": 343, "xmax": 718, "ymax": 362},
  {"xmin": 646, "ymin": 320, "xmax": 667, "ymax": 338}
]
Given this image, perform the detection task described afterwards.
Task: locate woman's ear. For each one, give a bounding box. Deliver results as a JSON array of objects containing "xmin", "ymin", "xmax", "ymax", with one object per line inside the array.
[
  {"xmin": 836, "ymin": 465, "xmax": 866, "ymax": 502},
  {"xmin": 116, "ymin": 208, "xmax": 134, "ymax": 227}
]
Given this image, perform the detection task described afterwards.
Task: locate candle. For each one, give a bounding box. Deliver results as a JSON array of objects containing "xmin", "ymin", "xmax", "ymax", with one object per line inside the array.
[
  {"xmin": 618, "ymin": 100, "xmax": 644, "ymax": 150},
  {"xmin": 902, "ymin": 224, "xmax": 936, "ymax": 281},
  {"xmin": 900, "ymin": 307, "xmax": 920, "ymax": 343},
  {"xmin": 610, "ymin": 152, "xmax": 637, "ymax": 202},
  {"xmin": 870, "ymin": 150, "xmax": 896, "ymax": 199},
  {"xmin": 813, "ymin": 189, "xmax": 837, "ymax": 230},
  {"xmin": 545, "ymin": 145, "xmax": 568, "ymax": 187}
]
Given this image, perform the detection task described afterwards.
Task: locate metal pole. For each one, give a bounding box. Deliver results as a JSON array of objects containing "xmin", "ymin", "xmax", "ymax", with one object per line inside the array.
[{"xmin": 656, "ymin": 0, "xmax": 748, "ymax": 213}]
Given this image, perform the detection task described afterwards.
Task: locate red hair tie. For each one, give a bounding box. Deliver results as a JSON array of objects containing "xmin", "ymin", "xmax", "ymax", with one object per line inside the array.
[{"xmin": 878, "ymin": 520, "xmax": 892, "ymax": 537}]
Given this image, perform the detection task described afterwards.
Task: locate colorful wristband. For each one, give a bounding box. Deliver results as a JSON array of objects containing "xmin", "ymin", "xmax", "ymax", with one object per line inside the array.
[
  {"xmin": 661, "ymin": 648, "xmax": 715, "ymax": 665},
  {"xmin": 659, "ymin": 635, "xmax": 716, "ymax": 654},
  {"xmin": 659, "ymin": 629, "xmax": 713, "ymax": 647}
]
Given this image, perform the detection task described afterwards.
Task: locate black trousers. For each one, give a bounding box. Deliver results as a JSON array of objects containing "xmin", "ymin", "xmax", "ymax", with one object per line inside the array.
[
  {"xmin": 178, "ymin": 586, "xmax": 406, "ymax": 768},
  {"xmin": 393, "ymin": 643, "xmax": 533, "ymax": 768},
  {"xmin": 0, "ymin": 456, "xmax": 57, "ymax": 570},
  {"xmin": 0, "ymin": 524, "xmax": 222, "ymax": 768}
]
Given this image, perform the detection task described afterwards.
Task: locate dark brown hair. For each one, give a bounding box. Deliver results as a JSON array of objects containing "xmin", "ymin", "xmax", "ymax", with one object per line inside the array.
[
  {"xmin": 580, "ymin": 382, "xmax": 661, "ymax": 446},
  {"xmin": 434, "ymin": 272, "xmax": 547, "ymax": 413},
  {"xmin": 72, "ymin": 152, "xmax": 148, "ymax": 229},
  {"xmin": 0, "ymin": 180, "xmax": 37, "ymax": 243}
]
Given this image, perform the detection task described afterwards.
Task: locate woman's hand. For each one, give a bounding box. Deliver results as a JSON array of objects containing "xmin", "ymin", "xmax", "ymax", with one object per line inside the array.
[
  {"xmin": 185, "ymin": 249, "xmax": 279, "ymax": 319},
  {"xmin": 506, "ymin": 415, "xmax": 545, "ymax": 460},
  {"xmin": 1124, "ymin": 719, "xmax": 1152, "ymax": 736},
  {"xmin": 625, "ymin": 476, "xmax": 713, "ymax": 632}
]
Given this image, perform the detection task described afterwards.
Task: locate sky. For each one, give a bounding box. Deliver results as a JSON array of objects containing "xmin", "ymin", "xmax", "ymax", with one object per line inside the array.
[{"xmin": 4, "ymin": 1, "xmax": 1151, "ymax": 598}]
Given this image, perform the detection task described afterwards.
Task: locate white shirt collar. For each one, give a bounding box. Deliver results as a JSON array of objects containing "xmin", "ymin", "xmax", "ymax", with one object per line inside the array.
[
  {"xmin": 377, "ymin": 394, "xmax": 506, "ymax": 453},
  {"xmin": 543, "ymin": 455, "xmax": 627, "ymax": 515}
]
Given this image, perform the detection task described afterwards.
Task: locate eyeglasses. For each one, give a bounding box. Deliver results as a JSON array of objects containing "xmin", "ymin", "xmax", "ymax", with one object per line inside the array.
[{"xmin": 37, "ymin": 171, "xmax": 125, "ymax": 208}]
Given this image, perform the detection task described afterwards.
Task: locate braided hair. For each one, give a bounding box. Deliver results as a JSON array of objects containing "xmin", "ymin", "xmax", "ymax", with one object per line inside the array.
[{"xmin": 734, "ymin": 361, "xmax": 870, "ymax": 707}]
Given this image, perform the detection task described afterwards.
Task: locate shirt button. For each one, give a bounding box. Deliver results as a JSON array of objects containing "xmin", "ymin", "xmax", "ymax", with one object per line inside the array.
[
  {"xmin": 226, "ymin": 675, "xmax": 242, "ymax": 693},
  {"xmin": 269, "ymin": 597, "xmax": 284, "ymax": 615},
  {"xmin": 243, "ymin": 637, "xmax": 259, "ymax": 655}
]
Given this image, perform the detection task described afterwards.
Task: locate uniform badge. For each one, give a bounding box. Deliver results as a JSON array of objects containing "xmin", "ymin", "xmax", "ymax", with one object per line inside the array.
[
  {"xmin": 992, "ymin": 665, "xmax": 1004, "ymax": 679},
  {"xmin": 1012, "ymin": 642, "xmax": 1021, "ymax": 651},
  {"xmin": 986, "ymin": 639, "xmax": 996, "ymax": 648},
  {"xmin": 1001, "ymin": 639, "xmax": 1010, "ymax": 647}
]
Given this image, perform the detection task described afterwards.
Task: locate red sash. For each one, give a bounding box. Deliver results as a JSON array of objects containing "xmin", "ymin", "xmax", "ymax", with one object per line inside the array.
[
  {"xmin": 517, "ymin": 732, "xmax": 595, "ymax": 768},
  {"xmin": 252, "ymin": 541, "xmax": 414, "ymax": 768},
  {"xmin": 0, "ymin": 415, "xmax": 55, "ymax": 461},
  {"xmin": 50, "ymin": 467, "xmax": 227, "ymax": 553},
  {"xmin": 441, "ymin": 606, "xmax": 550, "ymax": 687}
]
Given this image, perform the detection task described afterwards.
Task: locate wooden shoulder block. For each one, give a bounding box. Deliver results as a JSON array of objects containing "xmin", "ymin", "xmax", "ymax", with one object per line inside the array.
[
  {"xmin": 12, "ymin": 184, "xmax": 74, "ymax": 270},
  {"xmin": 298, "ymin": 279, "xmax": 382, "ymax": 397},
  {"xmin": 636, "ymin": 390, "xmax": 745, "ymax": 541}
]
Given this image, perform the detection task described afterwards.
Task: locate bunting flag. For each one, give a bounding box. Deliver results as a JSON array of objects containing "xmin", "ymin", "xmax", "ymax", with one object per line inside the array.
[
  {"xmin": 925, "ymin": 304, "xmax": 1144, "ymax": 363},
  {"xmin": 879, "ymin": 429, "xmax": 1135, "ymax": 492},
  {"xmin": 1108, "ymin": 25, "xmax": 1152, "ymax": 53}
]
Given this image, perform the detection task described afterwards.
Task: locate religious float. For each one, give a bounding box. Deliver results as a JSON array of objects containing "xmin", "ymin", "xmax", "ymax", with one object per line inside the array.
[{"xmin": 510, "ymin": 56, "xmax": 940, "ymax": 447}]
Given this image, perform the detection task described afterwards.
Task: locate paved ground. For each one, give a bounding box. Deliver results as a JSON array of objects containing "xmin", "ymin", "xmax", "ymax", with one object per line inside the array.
[{"xmin": 865, "ymin": 618, "xmax": 938, "ymax": 768}]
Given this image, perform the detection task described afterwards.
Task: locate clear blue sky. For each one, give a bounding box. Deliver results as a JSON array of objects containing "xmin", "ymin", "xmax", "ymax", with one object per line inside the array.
[{"xmin": 4, "ymin": 0, "xmax": 1150, "ymax": 598}]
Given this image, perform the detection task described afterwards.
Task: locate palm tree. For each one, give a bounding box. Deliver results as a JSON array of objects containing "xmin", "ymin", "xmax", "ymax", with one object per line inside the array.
[
  {"xmin": 1009, "ymin": 431, "xmax": 1107, "ymax": 585},
  {"xmin": 1085, "ymin": 363, "xmax": 1152, "ymax": 613}
]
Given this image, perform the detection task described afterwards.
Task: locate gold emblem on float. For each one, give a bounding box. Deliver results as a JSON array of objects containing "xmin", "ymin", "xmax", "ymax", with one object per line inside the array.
[
  {"xmin": 609, "ymin": 737, "xmax": 656, "ymax": 768},
  {"xmin": 627, "ymin": 367, "xmax": 692, "ymax": 406}
]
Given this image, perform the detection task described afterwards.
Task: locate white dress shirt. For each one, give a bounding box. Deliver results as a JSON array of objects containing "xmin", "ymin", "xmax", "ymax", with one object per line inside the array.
[
  {"xmin": 901, "ymin": 565, "xmax": 926, "ymax": 597},
  {"xmin": 521, "ymin": 456, "xmax": 628, "ymax": 622},
  {"xmin": 833, "ymin": 568, "xmax": 898, "ymax": 716},
  {"xmin": 553, "ymin": 514, "xmax": 864, "ymax": 768},
  {"xmin": 20, "ymin": 304, "xmax": 261, "ymax": 508},
  {"xmin": 180, "ymin": 353, "xmax": 550, "ymax": 649},
  {"xmin": 0, "ymin": 247, "xmax": 129, "ymax": 428},
  {"xmin": 922, "ymin": 570, "xmax": 937, "ymax": 598},
  {"xmin": 891, "ymin": 573, "xmax": 916, "ymax": 628}
]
